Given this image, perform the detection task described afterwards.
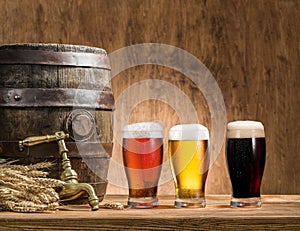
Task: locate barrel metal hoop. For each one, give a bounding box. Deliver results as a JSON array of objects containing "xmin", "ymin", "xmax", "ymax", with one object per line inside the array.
[
  {"xmin": 0, "ymin": 141, "xmax": 113, "ymax": 158},
  {"xmin": 0, "ymin": 50, "xmax": 111, "ymax": 69},
  {"xmin": 0, "ymin": 88, "xmax": 114, "ymax": 110}
]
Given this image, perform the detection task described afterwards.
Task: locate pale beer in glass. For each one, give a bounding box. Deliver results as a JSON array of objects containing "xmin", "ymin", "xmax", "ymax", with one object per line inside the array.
[{"xmin": 168, "ymin": 124, "xmax": 209, "ymax": 207}]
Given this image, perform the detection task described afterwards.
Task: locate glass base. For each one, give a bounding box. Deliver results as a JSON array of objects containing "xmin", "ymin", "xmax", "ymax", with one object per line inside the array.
[
  {"xmin": 230, "ymin": 197, "xmax": 262, "ymax": 208},
  {"xmin": 175, "ymin": 198, "xmax": 206, "ymax": 208},
  {"xmin": 127, "ymin": 197, "xmax": 158, "ymax": 208}
]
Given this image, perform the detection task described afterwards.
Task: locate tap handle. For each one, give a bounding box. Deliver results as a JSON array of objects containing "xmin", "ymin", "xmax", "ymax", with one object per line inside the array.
[{"xmin": 19, "ymin": 131, "xmax": 69, "ymax": 151}]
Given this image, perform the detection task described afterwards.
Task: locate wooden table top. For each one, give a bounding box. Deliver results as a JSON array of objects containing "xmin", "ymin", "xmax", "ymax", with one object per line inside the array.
[{"xmin": 0, "ymin": 195, "xmax": 299, "ymax": 230}]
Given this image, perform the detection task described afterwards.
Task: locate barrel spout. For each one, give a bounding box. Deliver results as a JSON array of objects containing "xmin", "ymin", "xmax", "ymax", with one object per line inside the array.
[
  {"xmin": 59, "ymin": 182, "xmax": 99, "ymax": 211},
  {"xmin": 18, "ymin": 131, "xmax": 99, "ymax": 211}
]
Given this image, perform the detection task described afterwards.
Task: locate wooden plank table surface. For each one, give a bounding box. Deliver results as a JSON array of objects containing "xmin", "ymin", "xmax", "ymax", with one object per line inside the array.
[{"xmin": 0, "ymin": 195, "xmax": 299, "ymax": 230}]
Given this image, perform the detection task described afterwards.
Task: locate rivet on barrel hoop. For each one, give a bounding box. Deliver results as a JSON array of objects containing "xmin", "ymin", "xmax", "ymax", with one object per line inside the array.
[{"xmin": 14, "ymin": 95, "xmax": 22, "ymax": 101}]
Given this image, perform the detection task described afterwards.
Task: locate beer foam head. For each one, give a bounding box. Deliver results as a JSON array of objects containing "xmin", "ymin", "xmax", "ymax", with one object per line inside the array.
[
  {"xmin": 227, "ymin": 120, "xmax": 265, "ymax": 138},
  {"xmin": 169, "ymin": 124, "xmax": 209, "ymax": 140},
  {"xmin": 122, "ymin": 122, "xmax": 163, "ymax": 138}
]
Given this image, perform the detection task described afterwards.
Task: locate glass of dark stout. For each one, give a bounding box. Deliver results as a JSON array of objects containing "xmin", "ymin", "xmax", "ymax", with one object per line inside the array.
[
  {"xmin": 226, "ymin": 121, "xmax": 266, "ymax": 207},
  {"xmin": 122, "ymin": 122, "xmax": 163, "ymax": 208}
]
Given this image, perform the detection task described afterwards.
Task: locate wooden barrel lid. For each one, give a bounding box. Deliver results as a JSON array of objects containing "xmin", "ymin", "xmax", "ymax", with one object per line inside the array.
[{"xmin": 0, "ymin": 43, "xmax": 110, "ymax": 69}]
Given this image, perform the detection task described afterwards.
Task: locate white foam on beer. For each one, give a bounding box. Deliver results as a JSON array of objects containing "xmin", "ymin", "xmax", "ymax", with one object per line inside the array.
[
  {"xmin": 122, "ymin": 122, "xmax": 163, "ymax": 138},
  {"xmin": 227, "ymin": 120, "xmax": 265, "ymax": 138},
  {"xmin": 168, "ymin": 124, "xmax": 209, "ymax": 140}
]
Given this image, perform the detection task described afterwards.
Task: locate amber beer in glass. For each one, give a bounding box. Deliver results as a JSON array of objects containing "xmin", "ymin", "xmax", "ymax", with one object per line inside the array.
[
  {"xmin": 122, "ymin": 122, "xmax": 163, "ymax": 208},
  {"xmin": 168, "ymin": 124, "xmax": 209, "ymax": 207},
  {"xmin": 226, "ymin": 121, "xmax": 266, "ymax": 207}
]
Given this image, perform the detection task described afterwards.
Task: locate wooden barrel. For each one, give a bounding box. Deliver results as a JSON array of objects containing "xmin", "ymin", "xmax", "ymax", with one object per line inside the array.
[{"xmin": 0, "ymin": 43, "xmax": 114, "ymax": 203}]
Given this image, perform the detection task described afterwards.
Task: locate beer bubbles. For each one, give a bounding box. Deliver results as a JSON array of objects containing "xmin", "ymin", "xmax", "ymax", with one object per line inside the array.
[
  {"xmin": 123, "ymin": 122, "xmax": 163, "ymax": 139},
  {"xmin": 227, "ymin": 121, "xmax": 265, "ymax": 139},
  {"xmin": 168, "ymin": 124, "xmax": 209, "ymax": 141}
]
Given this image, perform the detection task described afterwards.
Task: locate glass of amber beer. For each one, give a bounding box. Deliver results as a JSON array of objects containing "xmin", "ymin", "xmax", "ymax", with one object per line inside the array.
[
  {"xmin": 226, "ymin": 121, "xmax": 266, "ymax": 207},
  {"xmin": 122, "ymin": 122, "xmax": 163, "ymax": 208},
  {"xmin": 168, "ymin": 124, "xmax": 210, "ymax": 208}
]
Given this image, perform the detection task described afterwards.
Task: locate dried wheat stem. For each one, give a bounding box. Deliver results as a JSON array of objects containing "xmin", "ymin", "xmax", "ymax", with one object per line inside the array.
[{"xmin": 0, "ymin": 160, "xmax": 61, "ymax": 212}]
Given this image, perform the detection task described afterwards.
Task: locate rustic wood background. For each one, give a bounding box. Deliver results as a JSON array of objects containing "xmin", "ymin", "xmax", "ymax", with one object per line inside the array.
[{"xmin": 0, "ymin": 0, "xmax": 299, "ymax": 195}]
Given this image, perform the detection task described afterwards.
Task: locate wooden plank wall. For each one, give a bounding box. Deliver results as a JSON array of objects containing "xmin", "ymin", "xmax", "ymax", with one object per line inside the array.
[{"xmin": 0, "ymin": 0, "xmax": 299, "ymax": 195}]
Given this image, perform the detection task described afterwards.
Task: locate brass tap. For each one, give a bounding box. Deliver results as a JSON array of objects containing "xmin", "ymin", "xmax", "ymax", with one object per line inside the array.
[
  {"xmin": 19, "ymin": 131, "xmax": 99, "ymax": 211},
  {"xmin": 18, "ymin": 131, "xmax": 69, "ymax": 151}
]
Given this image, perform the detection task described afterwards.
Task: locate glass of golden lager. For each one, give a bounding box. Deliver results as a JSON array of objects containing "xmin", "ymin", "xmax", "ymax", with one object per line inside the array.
[
  {"xmin": 168, "ymin": 124, "xmax": 209, "ymax": 208},
  {"xmin": 122, "ymin": 122, "xmax": 163, "ymax": 208}
]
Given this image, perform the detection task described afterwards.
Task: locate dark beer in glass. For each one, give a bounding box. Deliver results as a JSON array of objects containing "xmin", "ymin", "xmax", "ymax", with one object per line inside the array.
[
  {"xmin": 226, "ymin": 121, "xmax": 266, "ymax": 207},
  {"xmin": 122, "ymin": 122, "xmax": 163, "ymax": 208},
  {"xmin": 168, "ymin": 124, "xmax": 210, "ymax": 208}
]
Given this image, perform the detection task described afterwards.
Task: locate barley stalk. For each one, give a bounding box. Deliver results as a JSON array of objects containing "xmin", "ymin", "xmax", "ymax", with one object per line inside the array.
[
  {"xmin": 33, "ymin": 177, "xmax": 65, "ymax": 187},
  {"xmin": 0, "ymin": 159, "xmax": 61, "ymax": 213}
]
